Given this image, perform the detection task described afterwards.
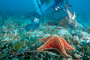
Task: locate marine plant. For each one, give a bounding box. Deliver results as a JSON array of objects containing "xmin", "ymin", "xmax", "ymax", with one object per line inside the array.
[{"xmin": 13, "ymin": 42, "xmax": 23, "ymax": 50}]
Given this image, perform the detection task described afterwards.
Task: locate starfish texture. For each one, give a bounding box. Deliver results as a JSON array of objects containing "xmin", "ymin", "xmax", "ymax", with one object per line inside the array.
[{"xmin": 37, "ymin": 35, "xmax": 75, "ymax": 57}]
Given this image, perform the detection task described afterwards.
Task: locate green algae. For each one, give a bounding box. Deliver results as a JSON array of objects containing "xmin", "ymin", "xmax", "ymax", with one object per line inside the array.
[{"xmin": 13, "ymin": 42, "xmax": 23, "ymax": 50}]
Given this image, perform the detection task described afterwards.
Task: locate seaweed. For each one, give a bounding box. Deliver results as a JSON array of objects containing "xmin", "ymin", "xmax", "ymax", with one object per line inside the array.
[{"xmin": 13, "ymin": 42, "xmax": 23, "ymax": 50}]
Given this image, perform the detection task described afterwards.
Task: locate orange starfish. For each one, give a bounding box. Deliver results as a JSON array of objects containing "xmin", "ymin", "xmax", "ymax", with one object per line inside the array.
[{"xmin": 37, "ymin": 35, "xmax": 75, "ymax": 57}]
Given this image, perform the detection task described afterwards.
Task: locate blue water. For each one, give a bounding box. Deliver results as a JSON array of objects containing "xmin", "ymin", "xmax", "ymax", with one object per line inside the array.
[
  {"xmin": 0, "ymin": 0, "xmax": 36, "ymax": 14},
  {"xmin": 0, "ymin": 0, "xmax": 90, "ymax": 16},
  {"xmin": 70, "ymin": 0, "xmax": 90, "ymax": 16}
]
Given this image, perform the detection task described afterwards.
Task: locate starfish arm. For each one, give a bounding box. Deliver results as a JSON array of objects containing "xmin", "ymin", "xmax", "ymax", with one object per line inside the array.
[
  {"xmin": 60, "ymin": 37, "xmax": 75, "ymax": 50},
  {"xmin": 39, "ymin": 35, "xmax": 52, "ymax": 42},
  {"xmin": 55, "ymin": 37, "xmax": 70, "ymax": 57},
  {"xmin": 37, "ymin": 36, "xmax": 56, "ymax": 51}
]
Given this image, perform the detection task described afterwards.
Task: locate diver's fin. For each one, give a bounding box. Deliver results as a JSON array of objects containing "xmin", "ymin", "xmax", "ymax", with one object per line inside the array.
[{"xmin": 67, "ymin": 8, "xmax": 72, "ymax": 19}]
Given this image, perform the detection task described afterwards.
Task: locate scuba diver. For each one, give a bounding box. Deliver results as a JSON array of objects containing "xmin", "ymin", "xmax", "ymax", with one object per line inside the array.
[
  {"xmin": 32, "ymin": 0, "xmax": 83, "ymax": 29},
  {"xmin": 33, "ymin": 0, "xmax": 69, "ymax": 15},
  {"xmin": 26, "ymin": 0, "xmax": 72, "ymax": 30},
  {"xmin": 25, "ymin": 0, "xmax": 69, "ymax": 30}
]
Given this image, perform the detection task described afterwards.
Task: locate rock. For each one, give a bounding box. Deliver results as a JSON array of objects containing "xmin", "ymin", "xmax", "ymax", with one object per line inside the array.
[
  {"xmin": 86, "ymin": 40, "xmax": 90, "ymax": 43},
  {"xmin": 73, "ymin": 36, "xmax": 79, "ymax": 41},
  {"xmin": 56, "ymin": 27, "xmax": 64, "ymax": 29},
  {"xmin": 73, "ymin": 40, "xmax": 78, "ymax": 45},
  {"xmin": 71, "ymin": 30, "xmax": 75, "ymax": 35},
  {"xmin": 76, "ymin": 45, "xmax": 82, "ymax": 50},
  {"xmin": 73, "ymin": 53, "xmax": 79, "ymax": 59},
  {"xmin": 80, "ymin": 52, "xmax": 84, "ymax": 57},
  {"xmin": 58, "ymin": 16, "xmax": 69, "ymax": 28},
  {"xmin": 80, "ymin": 31, "xmax": 88, "ymax": 37},
  {"xmin": 58, "ymin": 29, "xmax": 71, "ymax": 36},
  {"xmin": 80, "ymin": 38, "xmax": 90, "ymax": 43},
  {"xmin": 43, "ymin": 34, "xmax": 51, "ymax": 38},
  {"xmin": 82, "ymin": 37, "xmax": 90, "ymax": 40},
  {"xmin": 62, "ymin": 58, "xmax": 73, "ymax": 60}
]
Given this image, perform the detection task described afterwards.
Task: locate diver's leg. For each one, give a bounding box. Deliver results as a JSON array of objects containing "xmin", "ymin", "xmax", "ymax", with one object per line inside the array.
[
  {"xmin": 33, "ymin": 0, "xmax": 42, "ymax": 15},
  {"xmin": 37, "ymin": 0, "xmax": 41, "ymax": 5},
  {"xmin": 41, "ymin": 0, "xmax": 55, "ymax": 13}
]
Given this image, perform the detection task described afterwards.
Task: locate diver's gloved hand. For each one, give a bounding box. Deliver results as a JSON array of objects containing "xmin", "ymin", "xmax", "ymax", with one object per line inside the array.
[{"xmin": 25, "ymin": 17, "xmax": 39, "ymax": 30}]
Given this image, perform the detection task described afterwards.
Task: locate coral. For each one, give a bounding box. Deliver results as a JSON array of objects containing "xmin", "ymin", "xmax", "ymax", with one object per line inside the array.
[
  {"xmin": 58, "ymin": 17, "xmax": 69, "ymax": 28},
  {"xmin": 57, "ymin": 29, "xmax": 71, "ymax": 36}
]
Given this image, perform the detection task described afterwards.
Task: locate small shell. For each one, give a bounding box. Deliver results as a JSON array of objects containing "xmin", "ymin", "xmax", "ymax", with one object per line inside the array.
[
  {"xmin": 73, "ymin": 53, "xmax": 79, "ymax": 59},
  {"xmin": 0, "ymin": 37, "xmax": 2, "ymax": 40}
]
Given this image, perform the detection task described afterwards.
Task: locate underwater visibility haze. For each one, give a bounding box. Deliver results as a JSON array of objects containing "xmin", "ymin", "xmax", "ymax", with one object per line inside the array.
[{"xmin": 0, "ymin": 0, "xmax": 90, "ymax": 60}]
